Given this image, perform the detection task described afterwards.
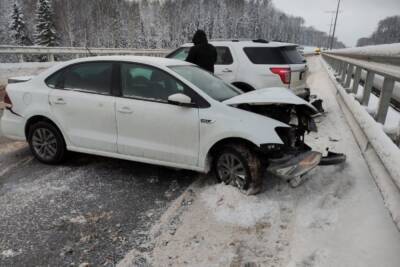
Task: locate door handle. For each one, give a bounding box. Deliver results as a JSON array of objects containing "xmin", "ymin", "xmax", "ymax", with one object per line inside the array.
[
  {"xmin": 118, "ymin": 106, "xmax": 133, "ymax": 114},
  {"xmin": 54, "ymin": 97, "xmax": 66, "ymax": 104},
  {"xmin": 222, "ymin": 68, "xmax": 232, "ymax": 73}
]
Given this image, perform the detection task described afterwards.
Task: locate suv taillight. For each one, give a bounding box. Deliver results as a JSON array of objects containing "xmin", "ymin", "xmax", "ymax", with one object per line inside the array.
[
  {"xmin": 270, "ymin": 67, "xmax": 291, "ymax": 85},
  {"xmin": 4, "ymin": 92, "xmax": 12, "ymax": 108}
]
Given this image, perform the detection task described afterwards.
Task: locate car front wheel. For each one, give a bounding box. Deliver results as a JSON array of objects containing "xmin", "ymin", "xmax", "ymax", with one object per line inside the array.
[
  {"xmin": 215, "ymin": 144, "xmax": 263, "ymax": 194},
  {"xmin": 28, "ymin": 121, "xmax": 66, "ymax": 164}
]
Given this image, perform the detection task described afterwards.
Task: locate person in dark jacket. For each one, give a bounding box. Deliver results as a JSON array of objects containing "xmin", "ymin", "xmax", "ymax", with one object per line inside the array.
[{"xmin": 186, "ymin": 30, "xmax": 217, "ymax": 73}]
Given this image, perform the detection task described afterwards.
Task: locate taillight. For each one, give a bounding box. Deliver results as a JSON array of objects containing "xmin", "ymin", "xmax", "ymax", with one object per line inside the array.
[
  {"xmin": 270, "ymin": 67, "xmax": 291, "ymax": 84},
  {"xmin": 4, "ymin": 92, "xmax": 12, "ymax": 108}
]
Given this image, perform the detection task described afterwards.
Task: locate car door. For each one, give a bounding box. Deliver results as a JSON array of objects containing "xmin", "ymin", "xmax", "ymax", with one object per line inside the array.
[
  {"xmin": 116, "ymin": 63, "xmax": 200, "ymax": 166},
  {"xmin": 214, "ymin": 46, "xmax": 237, "ymax": 83},
  {"xmin": 48, "ymin": 62, "xmax": 117, "ymax": 153}
]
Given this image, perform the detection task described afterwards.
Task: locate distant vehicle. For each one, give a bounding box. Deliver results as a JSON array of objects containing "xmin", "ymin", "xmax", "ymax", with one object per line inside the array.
[
  {"xmin": 2, "ymin": 56, "xmax": 323, "ymax": 192},
  {"xmin": 167, "ymin": 39, "xmax": 309, "ymax": 98}
]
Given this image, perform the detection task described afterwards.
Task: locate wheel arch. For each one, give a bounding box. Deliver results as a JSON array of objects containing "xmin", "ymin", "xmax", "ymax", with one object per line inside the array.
[
  {"xmin": 25, "ymin": 115, "xmax": 64, "ymax": 140},
  {"xmin": 203, "ymin": 137, "xmax": 259, "ymax": 172}
]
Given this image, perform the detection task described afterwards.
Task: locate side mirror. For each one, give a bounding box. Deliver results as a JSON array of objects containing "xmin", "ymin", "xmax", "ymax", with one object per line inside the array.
[{"xmin": 168, "ymin": 93, "xmax": 195, "ymax": 107}]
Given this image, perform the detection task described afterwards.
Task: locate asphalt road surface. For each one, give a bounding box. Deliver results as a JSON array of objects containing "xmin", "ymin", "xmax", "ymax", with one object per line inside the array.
[{"xmin": 0, "ymin": 111, "xmax": 196, "ymax": 266}]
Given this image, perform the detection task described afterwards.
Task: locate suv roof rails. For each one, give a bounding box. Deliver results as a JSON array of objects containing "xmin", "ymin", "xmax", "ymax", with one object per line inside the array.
[
  {"xmin": 252, "ymin": 39, "xmax": 269, "ymax": 43},
  {"xmin": 210, "ymin": 38, "xmax": 269, "ymax": 43}
]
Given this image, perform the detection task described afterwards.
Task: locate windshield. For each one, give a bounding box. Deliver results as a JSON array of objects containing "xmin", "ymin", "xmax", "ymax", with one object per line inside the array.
[{"xmin": 169, "ymin": 65, "xmax": 241, "ymax": 101}]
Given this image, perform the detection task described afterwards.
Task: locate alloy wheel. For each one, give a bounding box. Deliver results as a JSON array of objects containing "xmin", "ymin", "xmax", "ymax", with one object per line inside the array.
[
  {"xmin": 217, "ymin": 153, "xmax": 247, "ymax": 189},
  {"xmin": 31, "ymin": 128, "xmax": 58, "ymax": 161}
]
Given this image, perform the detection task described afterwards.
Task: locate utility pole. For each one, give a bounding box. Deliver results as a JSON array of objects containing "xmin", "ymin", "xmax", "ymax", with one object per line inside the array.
[
  {"xmin": 325, "ymin": 11, "xmax": 336, "ymax": 50},
  {"xmin": 330, "ymin": 0, "xmax": 341, "ymax": 50}
]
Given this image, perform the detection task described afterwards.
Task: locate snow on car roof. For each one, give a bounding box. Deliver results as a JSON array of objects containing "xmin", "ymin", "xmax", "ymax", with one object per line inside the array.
[
  {"xmin": 35, "ymin": 55, "xmax": 191, "ymax": 80},
  {"xmin": 64, "ymin": 55, "xmax": 190, "ymax": 67}
]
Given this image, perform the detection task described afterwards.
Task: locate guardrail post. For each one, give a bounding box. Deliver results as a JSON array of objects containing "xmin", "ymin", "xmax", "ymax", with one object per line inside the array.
[
  {"xmin": 334, "ymin": 60, "xmax": 340, "ymax": 73},
  {"xmin": 352, "ymin": 66, "xmax": 362, "ymax": 94},
  {"xmin": 340, "ymin": 63, "xmax": 347, "ymax": 82},
  {"xmin": 18, "ymin": 54, "xmax": 24, "ymax": 63},
  {"xmin": 375, "ymin": 77, "xmax": 395, "ymax": 124},
  {"xmin": 48, "ymin": 53, "xmax": 55, "ymax": 62},
  {"xmin": 344, "ymin": 64, "xmax": 354, "ymax": 89},
  {"xmin": 335, "ymin": 60, "xmax": 343, "ymax": 76},
  {"xmin": 361, "ymin": 71, "xmax": 374, "ymax": 106}
]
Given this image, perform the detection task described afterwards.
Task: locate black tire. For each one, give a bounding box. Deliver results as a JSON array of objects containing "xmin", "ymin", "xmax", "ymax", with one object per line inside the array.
[
  {"xmin": 214, "ymin": 144, "xmax": 263, "ymax": 193},
  {"xmin": 28, "ymin": 121, "xmax": 66, "ymax": 164}
]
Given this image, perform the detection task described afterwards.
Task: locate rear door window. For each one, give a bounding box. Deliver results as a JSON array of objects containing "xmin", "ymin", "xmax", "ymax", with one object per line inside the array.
[
  {"xmin": 215, "ymin": 47, "xmax": 233, "ymax": 65},
  {"xmin": 243, "ymin": 46, "xmax": 304, "ymax": 64},
  {"xmin": 63, "ymin": 62, "xmax": 113, "ymax": 94}
]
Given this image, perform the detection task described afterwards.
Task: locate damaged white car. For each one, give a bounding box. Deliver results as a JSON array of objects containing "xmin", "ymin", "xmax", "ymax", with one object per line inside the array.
[{"xmin": 1, "ymin": 56, "xmax": 343, "ymax": 194}]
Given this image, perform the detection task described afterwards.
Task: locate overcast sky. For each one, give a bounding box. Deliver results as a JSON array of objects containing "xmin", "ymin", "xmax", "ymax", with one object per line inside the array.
[{"xmin": 272, "ymin": 0, "xmax": 400, "ymax": 47}]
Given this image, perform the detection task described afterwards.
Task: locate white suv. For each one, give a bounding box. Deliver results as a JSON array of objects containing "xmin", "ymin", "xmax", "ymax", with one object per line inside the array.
[
  {"xmin": 167, "ymin": 40, "xmax": 308, "ymax": 96},
  {"xmin": 2, "ymin": 56, "xmax": 322, "ymax": 193}
]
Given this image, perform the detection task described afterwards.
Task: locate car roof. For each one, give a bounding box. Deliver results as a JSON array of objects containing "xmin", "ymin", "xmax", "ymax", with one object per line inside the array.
[
  {"xmin": 62, "ymin": 55, "xmax": 191, "ymax": 67},
  {"xmin": 180, "ymin": 40, "xmax": 297, "ymax": 48}
]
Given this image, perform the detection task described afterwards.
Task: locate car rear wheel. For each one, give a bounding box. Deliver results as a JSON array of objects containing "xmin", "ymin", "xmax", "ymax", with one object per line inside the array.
[
  {"xmin": 215, "ymin": 144, "xmax": 263, "ymax": 194},
  {"xmin": 28, "ymin": 121, "xmax": 66, "ymax": 164}
]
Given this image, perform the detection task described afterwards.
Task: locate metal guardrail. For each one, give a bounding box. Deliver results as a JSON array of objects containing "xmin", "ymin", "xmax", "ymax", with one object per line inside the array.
[
  {"xmin": 322, "ymin": 44, "xmax": 400, "ymax": 137},
  {"xmin": 321, "ymin": 47, "xmax": 400, "ymax": 230},
  {"xmin": 0, "ymin": 45, "xmax": 171, "ymax": 62}
]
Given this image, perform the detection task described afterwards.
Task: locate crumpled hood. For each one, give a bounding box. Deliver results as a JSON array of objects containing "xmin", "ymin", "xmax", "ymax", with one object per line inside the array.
[{"xmin": 223, "ymin": 87, "xmax": 318, "ymax": 114}]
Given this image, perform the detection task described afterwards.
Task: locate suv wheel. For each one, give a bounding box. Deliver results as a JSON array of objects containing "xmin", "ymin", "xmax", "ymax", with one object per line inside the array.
[
  {"xmin": 215, "ymin": 144, "xmax": 263, "ymax": 194},
  {"xmin": 28, "ymin": 121, "xmax": 66, "ymax": 164}
]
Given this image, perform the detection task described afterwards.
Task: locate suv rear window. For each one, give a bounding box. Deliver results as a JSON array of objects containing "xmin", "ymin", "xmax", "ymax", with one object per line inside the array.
[{"xmin": 243, "ymin": 46, "xmax": 304, "ymax": 64}]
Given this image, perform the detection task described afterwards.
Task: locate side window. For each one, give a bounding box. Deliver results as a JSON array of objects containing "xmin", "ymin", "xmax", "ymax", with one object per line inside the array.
[
  {"xmin": 63, "ymin": 62, "xmax": 113, "ymax": 94},
  {"xmin": 167, "ymin": 47, "xmax": 190, "ymax": 61},
  {"xmin": 121, "ymin": 63, "xmax": 186, "ymax": 102},
  {"xmin": 46, "ymin": 71, "xmax": 63, "ymax": 89},
  {"xmin": 215, "ymin": 47, "xmax": 233, "ymax": 65}
]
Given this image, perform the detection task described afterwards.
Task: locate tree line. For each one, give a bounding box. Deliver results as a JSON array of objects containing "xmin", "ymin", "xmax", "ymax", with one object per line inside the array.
[
  {"xmin": 1, "ymin": 0, "xmax": 346, "ymax": 49},
  {"xmin": 356, "ymin": 16, "xmax": 400, "ymax": 47}
]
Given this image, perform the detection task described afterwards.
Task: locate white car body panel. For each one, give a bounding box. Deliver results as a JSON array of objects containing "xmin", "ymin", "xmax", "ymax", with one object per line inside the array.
[
  {"xmin": 49, "ymin": 89, "xmax": 118, "ymax": 153},
  {"xmin": 197, "ymin": 104, "xmax": 287, "ymax": 169},
  {"xmin": 116, "ymin": 97, "xmax": 199, "ymax": 166},
  {"xmin": 1, "ymin": 56, "xmax": 303, "ymax": 173},
  {"xmin": 172, "ymin": 41, "xmax": 307, "ymax": 91}
]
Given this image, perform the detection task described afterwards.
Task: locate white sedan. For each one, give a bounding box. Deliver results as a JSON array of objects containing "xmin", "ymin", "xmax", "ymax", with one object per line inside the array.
[{"xmin": 2, "ymin": 56, "xmax": 322, "ymax": 193}]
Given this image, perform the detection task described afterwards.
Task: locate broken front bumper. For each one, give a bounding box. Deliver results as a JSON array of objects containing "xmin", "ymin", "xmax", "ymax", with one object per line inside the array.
[{"xmin": 267, "ymin": 151, "xmax": 322, "ymax": 183}]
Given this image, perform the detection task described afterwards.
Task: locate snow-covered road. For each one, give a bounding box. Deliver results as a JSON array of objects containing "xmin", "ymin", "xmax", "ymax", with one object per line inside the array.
[{"xmin": 119, "ymin": 56, "xmax": 400, "ymax": 267}]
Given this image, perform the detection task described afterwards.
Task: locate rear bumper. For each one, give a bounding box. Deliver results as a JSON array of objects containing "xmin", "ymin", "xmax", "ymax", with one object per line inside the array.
[
  {"xmin": 267, "ymin": 151, "xmax": 321, "ymax": 181},
  {"xmin": 1, "ymin": 109, "xmax": 26, "ymax": 141}
]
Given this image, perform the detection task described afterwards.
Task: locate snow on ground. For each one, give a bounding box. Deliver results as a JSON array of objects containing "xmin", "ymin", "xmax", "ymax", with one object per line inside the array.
[{"xmin": 118, "ymin": 56, "xmax": 400, "ymax": 267}]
